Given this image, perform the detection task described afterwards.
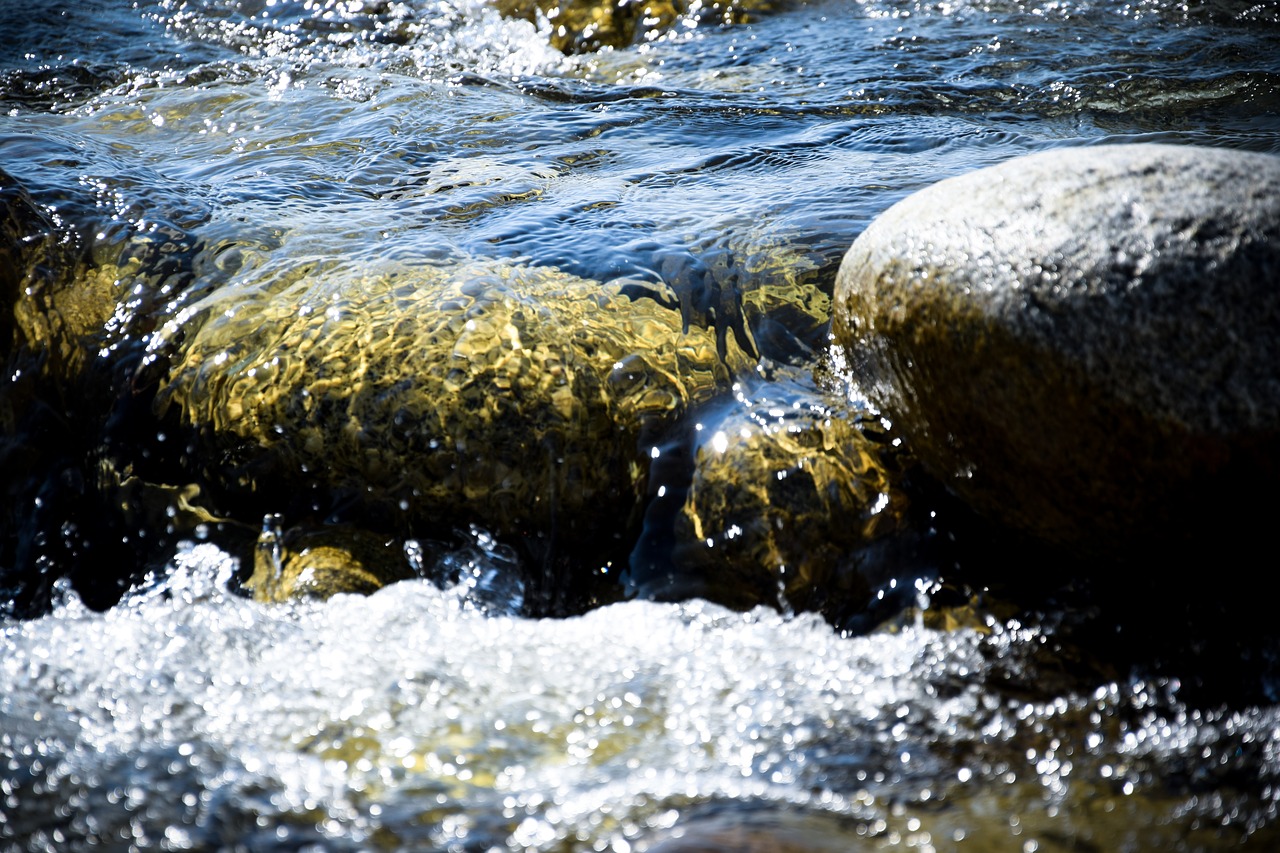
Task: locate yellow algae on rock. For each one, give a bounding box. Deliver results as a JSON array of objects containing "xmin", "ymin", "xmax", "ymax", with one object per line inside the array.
[
  {"xmin": 248, "ymin": 517, "xmax": 415, "ymax": 603},
  {"xmin": 155, "ymin": 259, "xmax": 754, "ymax": 544}
]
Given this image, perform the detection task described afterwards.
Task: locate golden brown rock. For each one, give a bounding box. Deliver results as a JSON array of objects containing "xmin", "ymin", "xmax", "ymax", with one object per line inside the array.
[
  {"xmin": 155, "ymin": 259, "xmax": 754, "ymax": 546},
  {"xmin": 493, "ymin": 0, "xmax": 784, "ymax": 54},
  {"xmin": 248, "ymin": 516, "xmax": 416, "ymax": 603},
  {"xmin": 669, "ymin": 376, "xmax": 909, "ymax": 612}
]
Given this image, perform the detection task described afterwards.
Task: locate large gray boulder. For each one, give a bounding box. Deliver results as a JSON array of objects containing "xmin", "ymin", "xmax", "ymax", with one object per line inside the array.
[{"xmin": 832, "ymin": 143, "xmax": 1280, "ymax": 556}]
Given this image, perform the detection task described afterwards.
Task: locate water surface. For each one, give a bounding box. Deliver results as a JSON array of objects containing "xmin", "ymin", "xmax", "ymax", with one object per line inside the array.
[{"xmin": 3, "ymin": 0, "xmax": 1280, "ymax": 849}]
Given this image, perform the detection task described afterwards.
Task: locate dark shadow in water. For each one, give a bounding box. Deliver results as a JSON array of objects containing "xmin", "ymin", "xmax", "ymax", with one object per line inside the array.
[{"xmin": 0, "ymin": 163, "xmax": 215, "ymax": 617}]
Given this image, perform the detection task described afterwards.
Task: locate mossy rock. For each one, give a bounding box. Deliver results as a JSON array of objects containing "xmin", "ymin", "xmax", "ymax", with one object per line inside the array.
[{"xmin": 154, "ymin": 259, "xmax": 755, "ymax": 551}]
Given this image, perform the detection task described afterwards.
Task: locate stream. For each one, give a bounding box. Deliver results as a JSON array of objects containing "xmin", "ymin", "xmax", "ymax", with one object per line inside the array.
[{"xmin": 3, "ymin": 1, "xmax": 1280, "ymax": 850}]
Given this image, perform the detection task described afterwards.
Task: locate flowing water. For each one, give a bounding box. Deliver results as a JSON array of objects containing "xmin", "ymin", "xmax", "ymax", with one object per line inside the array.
[{"xmin": 3, "ymin": 1, "xmax": 1280, "ymax": 850}]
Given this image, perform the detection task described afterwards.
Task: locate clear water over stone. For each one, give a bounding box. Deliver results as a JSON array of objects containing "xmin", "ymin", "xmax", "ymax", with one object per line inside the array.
[{"xmin": 3, "ymin": 0, "xmax": 1279, "ymax": 850}]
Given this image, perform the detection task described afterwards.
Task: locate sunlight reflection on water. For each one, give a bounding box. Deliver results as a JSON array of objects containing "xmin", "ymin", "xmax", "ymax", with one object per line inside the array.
[{"xmin": 3, "ymin": 0, "xmax": 1280, "ymax": 849}]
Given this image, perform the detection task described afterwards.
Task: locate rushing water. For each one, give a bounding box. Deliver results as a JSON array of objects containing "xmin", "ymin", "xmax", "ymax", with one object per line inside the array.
[{"xmin": 4, "ymin": 1, "xmax": 1280, "ymax": 850}]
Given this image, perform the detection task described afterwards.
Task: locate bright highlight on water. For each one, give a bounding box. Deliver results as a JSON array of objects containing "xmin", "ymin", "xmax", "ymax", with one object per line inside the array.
[{"xmin": 2, "ymin": 1, "xmax": 1279, "ymax": 850}]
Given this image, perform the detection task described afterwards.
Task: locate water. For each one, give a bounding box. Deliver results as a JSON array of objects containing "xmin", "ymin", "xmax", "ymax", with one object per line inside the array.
[
  {"xmin": 5, "ymin": 549, "xmax": 1279, "ymax": 851},
  {"xmin": 3, "ymin": 0, "xmax": 1280, "ymax": 850}
]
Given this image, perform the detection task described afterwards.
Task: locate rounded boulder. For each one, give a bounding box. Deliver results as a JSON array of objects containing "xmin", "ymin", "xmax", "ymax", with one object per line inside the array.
[{"xmin": 832, "ymin": 143, "xmax": 1280, "ymax": 556}]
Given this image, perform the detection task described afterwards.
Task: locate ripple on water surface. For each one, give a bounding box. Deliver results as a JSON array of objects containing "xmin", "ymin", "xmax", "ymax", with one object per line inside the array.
[
  {"xmin": 7, "ymin": 0, "xmax": 1276, "ymax": 313},
  {"xmin": 3, "ymin": 1, "xmax": 1280, "ymax": 850}
]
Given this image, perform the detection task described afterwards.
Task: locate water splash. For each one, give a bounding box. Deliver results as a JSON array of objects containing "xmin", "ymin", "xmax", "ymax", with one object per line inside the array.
[{"xmin": 5, "ymin": 541, "xmax": 1280, "ymax": 850}]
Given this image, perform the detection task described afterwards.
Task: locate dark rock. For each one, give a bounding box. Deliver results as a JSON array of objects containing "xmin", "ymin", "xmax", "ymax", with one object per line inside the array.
[{"xmin": 832, "ymin": 143, "xmax": 1280, "ymax": 557}]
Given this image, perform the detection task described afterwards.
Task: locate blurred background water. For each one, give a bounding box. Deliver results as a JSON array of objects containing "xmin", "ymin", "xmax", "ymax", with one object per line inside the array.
[{"xmin": 3, "ymin": 1, "xmax": 1280, "ymax": 850}]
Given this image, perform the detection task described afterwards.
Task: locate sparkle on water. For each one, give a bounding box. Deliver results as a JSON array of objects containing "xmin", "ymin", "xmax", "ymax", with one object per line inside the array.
[
  {"xmin": 4, "ymin": 544, "xmax": 1279, "ymax": 851},
  {"xmin": 3, "ymin": 0, "xmax": 1280, "ymax": 850}
]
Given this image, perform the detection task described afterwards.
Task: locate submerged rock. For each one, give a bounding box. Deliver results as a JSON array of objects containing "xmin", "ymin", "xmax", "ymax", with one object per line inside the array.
[
  {"xmin": 4, "ymin": 176, "xmax": 891, "ymax": 614},
  {"xmin": 155, "ymin": 259, "xmax": 755, "ymax": 562},
  {"xmin": 2, "ymin": 168, "xmax": 92, "ymax": 383},
  {"xmin": 2, "ymin": 167, "xmax": 216, "ymax": 612},
  {"xmin": 2, "ymin": 168, "xmax": 201, "ymax": 389},
  {"xmin": 155, "ymin": 257, "xmax": 910, "ymax": 611},
  {"xmin": 630, "ymin": 371, "xmax": 912, "ymax": 616},
  {"xmin": 247, "ymin": 517, "xmax": 418, "ymax": 603},
  {"xmin": 5, "ymin": 168, "xmax": 844, "ymax": 611},
  {"xmin": 493, "ymin": 0, "xmax": 785, "ymax": 54},
  {"xmin": 832, "ymin": 143, "xmax": 1280, "ymax": 556}
]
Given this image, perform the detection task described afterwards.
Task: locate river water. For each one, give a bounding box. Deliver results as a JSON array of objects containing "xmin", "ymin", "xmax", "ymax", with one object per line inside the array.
[{"xmin": 3, "ymin": 1, "xmax": 1280, "ymax": 850}]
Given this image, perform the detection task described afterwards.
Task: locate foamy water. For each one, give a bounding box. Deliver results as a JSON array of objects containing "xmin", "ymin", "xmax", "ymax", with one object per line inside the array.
[{"xmin": 4, "ymin": 542, "xmax": 1279, "ymax": 850}]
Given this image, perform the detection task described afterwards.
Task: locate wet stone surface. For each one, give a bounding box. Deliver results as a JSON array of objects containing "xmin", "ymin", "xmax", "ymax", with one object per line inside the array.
[
  {"xmin": 492, "ymin": 0, "xmax": 787, "ymax": 54},
  {"xmin": 3, "ymin": 1, "xmax": 1280, "ymax": 850},
  {"xmin": 833, "ymin": 143, "xmax": 1280, "ymax": 561}
]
